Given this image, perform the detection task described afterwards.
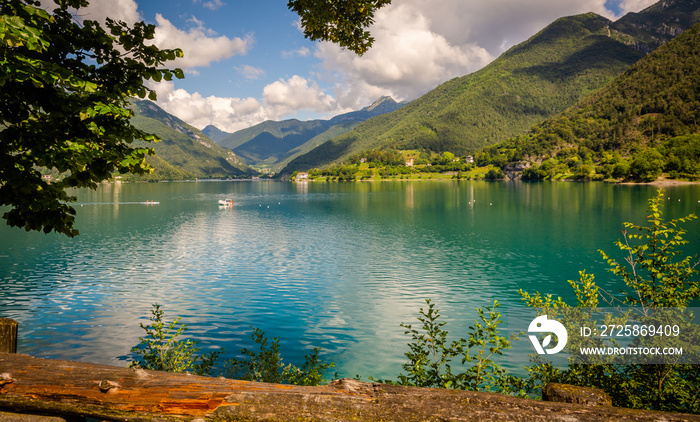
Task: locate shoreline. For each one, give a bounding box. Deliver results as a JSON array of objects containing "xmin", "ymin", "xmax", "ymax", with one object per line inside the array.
[
  {"xmin": 295, "ymin": 176, "xmax": 700, "ymax": 185},
  {"xmin": 619, "ymin": 178, "xmax": 700, "ymax": 186}
]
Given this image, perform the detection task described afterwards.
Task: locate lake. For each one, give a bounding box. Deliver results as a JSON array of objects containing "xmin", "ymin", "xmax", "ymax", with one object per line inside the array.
[{"xmin": 1, "ymin": 180, "xmax": 698, "ymax": 380}]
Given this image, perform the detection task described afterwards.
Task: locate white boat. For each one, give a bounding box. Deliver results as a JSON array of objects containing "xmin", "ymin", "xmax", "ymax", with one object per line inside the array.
[{"xmin": 218, "ymin": 199, "xmax": 234, "ymax": 206}]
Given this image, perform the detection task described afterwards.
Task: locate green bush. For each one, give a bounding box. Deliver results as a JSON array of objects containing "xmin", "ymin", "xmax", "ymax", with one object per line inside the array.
[
  {"xmin": 484, "ymin": 167, "xmax": 506, "ymax": 180},
  {"xmin": 628, "ymin": 148, "xmax": 665, "ymax": 181},
  {"xmin": 224, "ymin": 327, "xmax": 334, "ymax": 386},
  {"xmin": 129, "ymin": 304, "xmax": 222, "ymax": 376},
  {"xmin": 130, "ymin": 306, "xmax": 333, "ymax": 386},
  {"xmin": 379, "ymin": 299, "xmax": 517, "ymax": 394},
  {"xmin": 518, "ymin": 190, "xmax": 700, "ymax": 413}
]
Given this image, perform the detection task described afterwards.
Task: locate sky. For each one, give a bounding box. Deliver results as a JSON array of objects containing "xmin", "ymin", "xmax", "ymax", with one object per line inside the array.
[{"xmin": 60, "ymin": 0, "xmax": 658, "ymax": 133}]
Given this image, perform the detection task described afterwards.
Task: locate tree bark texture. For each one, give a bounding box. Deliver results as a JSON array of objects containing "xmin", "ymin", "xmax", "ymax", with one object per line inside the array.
[
  {"xmin": 0, "ymin": 353, "xmax": 699, "ymax": 422},
  {"xmin": 0, "ymin": 319, "xmax": 18, "ymax": 354}
]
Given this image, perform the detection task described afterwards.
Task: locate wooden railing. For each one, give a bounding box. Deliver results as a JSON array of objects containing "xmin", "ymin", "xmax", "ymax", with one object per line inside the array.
[{"xmin": 1, "ymin": 318, "xmax": 699, "ymax": 421}]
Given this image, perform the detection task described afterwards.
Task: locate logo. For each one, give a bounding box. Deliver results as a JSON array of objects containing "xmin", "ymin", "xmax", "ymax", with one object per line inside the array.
[{"xmin": 528, "ymin": 315, "xmax": 568, "ymax": 355}]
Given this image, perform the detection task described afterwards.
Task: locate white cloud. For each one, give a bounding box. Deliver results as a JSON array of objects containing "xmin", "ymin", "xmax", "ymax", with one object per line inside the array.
[
  {"xmin": 152, "ymin": 76, "xmax": 340, "ymax": 132},
  {"xmin": 72, "ymin": 0, "xmax": 141, "ymax": 24},
  {"xmin": 191, "ymin": 0, "xmax": 225, "ymax": 11},
  {"xmin": 282, "ymin": 47, "xmax": 311, "ymax": 58},
  {"xmin": 42, "ymin": 0, "xmax": 251, "ymax": 71},
  {"xmin": 236, "ymin": 65, "xmax": 266, "ymax": 80},
  {"xmin": 262, "ymin": 76, "xmax": 338, "ymax": 119},
  {"xmin": 315, "ymin": 3, "xmax": 493, "ymax": 108},
  {"xmin": 312, "ymin": 0, "xmax": 626, "ymax": 109},
  {"xmin": 203, "ymin": 0, "xmax": 226, "ymax": 11},
  {"xmin": 40, "ymin": 0, "xmax": 141, "ymax": 25},
  {"xmin": 619, "ymin": 0, "xmax": 658, "ymax": 15},
  {"xmin": 152, "ymin": 81, "xmax": 266, "ymax": 133},
  {"xmin": 152, "ymin": 14, "xmax": 253, "ymax": 69}
]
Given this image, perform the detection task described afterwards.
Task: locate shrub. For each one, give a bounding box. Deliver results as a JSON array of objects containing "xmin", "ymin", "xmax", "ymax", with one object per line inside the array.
[
  {"xmin": 383, "ymin": 299, "xmax": 517, "ymax": 394},
  {"xmin": 484, "ymin": 167, "xmax": 506, "ymax": 180},
  {"xmin": 129, "ymin": 304, "xmax": 222, "ymax": 376},
  {"xmin": 629, "ymin": 148, "xmax": 664, "ymax": 182},
  {"xmin": 518, "ymin": 190, "xmax": 700, "ymax": 413},
  {"xmin": 224, "ymin": 327, "xmax": 334, "ymax": 386}
]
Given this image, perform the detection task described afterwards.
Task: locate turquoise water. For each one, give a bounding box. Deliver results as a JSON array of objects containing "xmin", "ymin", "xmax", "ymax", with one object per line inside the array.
[{"xmin": 1, "ymin": 181, "xmax": 698, "ymax": 379}]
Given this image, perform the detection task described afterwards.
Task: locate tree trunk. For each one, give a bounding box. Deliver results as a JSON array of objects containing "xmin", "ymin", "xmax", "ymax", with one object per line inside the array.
[{"xmin": 0, "ymin": 353, "xmax": 698, "ymax": 422}]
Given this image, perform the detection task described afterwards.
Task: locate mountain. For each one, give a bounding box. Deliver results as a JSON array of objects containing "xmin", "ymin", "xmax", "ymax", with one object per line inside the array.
[
  {"xmin": 609, "ymin": 0, "xmax": 700, "ymax": 53},
  {"xmin": 279, "ymin": 0, "xmax": 700, "ymax": 175},
  {"xmin": 214, "ymin": 96, "xmax": 406, "ymax": 172},
  {"xmin": 496, "ymin": 21, "xmax": 700, "ymax": 181},
  {"xmin": 126, "ymin": 100, "xmax": 255, "ymax": 181},
  {"xmin": 202, "ymin": 124, "xmax": 230, "ymax": 143}
]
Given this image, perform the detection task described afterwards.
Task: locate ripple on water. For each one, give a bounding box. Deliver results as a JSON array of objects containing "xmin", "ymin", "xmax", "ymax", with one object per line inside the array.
[{"xmin": 2, "ymin": 181, "xmax": 699, "ymax": 378}]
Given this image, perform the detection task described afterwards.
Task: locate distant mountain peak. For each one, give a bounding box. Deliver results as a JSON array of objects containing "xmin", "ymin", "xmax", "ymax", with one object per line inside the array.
[
  {"xmin": 365, "ymin": 96, "xmax": 400, "ymax": 113},
  {"xmin": 213, "ymin": 97, "xmax": 406, "ymax": 171},
  {"xmin": 202, "ymin": 124, "xmax": 230, "ymax": 143},
  {"xmin": 610, "ymin": 0, "xmax": 700, "ymax": 53}
]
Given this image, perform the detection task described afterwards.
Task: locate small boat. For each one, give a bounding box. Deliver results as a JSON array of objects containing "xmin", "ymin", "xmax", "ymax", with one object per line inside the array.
[{"xmin": 218, "ymin": 199, "xmax": 234, "ymax": 207}]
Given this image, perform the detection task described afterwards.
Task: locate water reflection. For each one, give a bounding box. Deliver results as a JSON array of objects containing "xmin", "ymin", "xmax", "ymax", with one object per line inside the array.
[{"xmin": 0, "ymin": 181, "xmax": 698, "ymax": 379}]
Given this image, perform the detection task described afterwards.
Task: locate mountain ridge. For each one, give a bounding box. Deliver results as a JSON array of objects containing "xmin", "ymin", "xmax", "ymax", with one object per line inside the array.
[
  {"xmin": 213, "ymin": 96, "xmax": 406, "ymax": 172},
  {"xmin": 279, "ymin": 0, "xmax": 700, "ymax": 175},
  {"xmin": 126, "ymin": 100, "xmax": 255, "ymax": 180},
  {"xmin": 279, "ymin": 12, "xmax": 642, "ymax": 174},
  {"xmin": 496, "ymin": 20, "xmax": 700, "ymax": 181}
]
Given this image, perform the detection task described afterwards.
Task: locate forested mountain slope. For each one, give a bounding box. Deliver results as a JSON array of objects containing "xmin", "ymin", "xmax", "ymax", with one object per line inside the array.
[
  {"xmin": 280, "ymin": 0, "xmax": 700, "ymax": 175},
  {"xmin": 127, "ymin": 101, "xmax": 255, "ymax": 181},
  {"xmin": 496, "ymin": 21, "xmax": 700, "ymax": 181},
  {"xmin": 214, "ymin": 97, "xmax": 405, "ymax": 170},
  {"xmin": 201, "ymin": 124, "xmax": 230, "ymax": 143},
  {"xmin": 279, "ymin": 13, "xmax": 642, "ymax": 173}
]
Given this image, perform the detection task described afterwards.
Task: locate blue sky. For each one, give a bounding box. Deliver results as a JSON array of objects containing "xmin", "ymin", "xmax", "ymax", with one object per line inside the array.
[
  {"xmin": 68, "ymin": 0, "xmax": 657, "ymax": 133},
  {"xmin": 136, "ymin": 0, "xmax": 317, "ymax": 99}
]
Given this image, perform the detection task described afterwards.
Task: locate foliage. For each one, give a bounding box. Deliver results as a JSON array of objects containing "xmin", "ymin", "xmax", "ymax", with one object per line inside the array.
[
  {"xmin": 0, "ymin": 0, "xmax": 184, "ymax": 236},
  {"xmin": 454, "ymin": 303, "xmax": 516, "ymax": 393},
  {"xmin": 294, "ymin": 148, "xmax": 484, "ymax": 181},
  {"xmin": 395, "ymin": 299, "xmax": 459, "ymax": 388},
  {"xmin": 600, "ymin": 190, "xmax": 699, "ymax": 308},
  {"xmin": 484, "ymin": 167, "xmax": 506, "ymax": 180},
  {"xmin": 386, "ymin": 299, "xmax": 516, "ymax": 393},
  {"xmin": 129, "ymin": 304, "xmax": 222, "ymax": 376},
  {"xmin": 629, "ymin": 148, "xmax": 665, "ymax": 182},
  {"xmin": 288, "ymin": 0, "xmax": 391, "ymax": 55},
  {"xmin": 130, "ymin": 306, "xmax": 333, "ymax": 386},
  {"xmin": 285, "ymin": 347, "xmax": 335, "ymax": 386},
  {"xmin": 348, "ymin": 149, "xmax": 404, "ymax": 166},
  {"xmin": 518, "ymin": 190, "xmax": 700, "ymax": 413},
  {"xmin": 318, "ymin": 164, "xmax": 360, "ymax": 181},
  {"xmin": 492, "ymin": 22, "xmax": 700, "ymax": 182},
  {"xmin": 661, "ymin": 134, "xmax": 700, "ymax": 180},
  {"xmin": 224, "ymin": 327, "xmax": 334, "ymax": 386}
]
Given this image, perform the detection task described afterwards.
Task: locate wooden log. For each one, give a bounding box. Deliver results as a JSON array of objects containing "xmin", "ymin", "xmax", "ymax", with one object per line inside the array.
[
  {"xmin": 543, "ymin": 382, "xmax": 612, "ymax": 407},
  {"xmin": 1, "ymin": 353, "xmax": 699, "ymax": 422},
  {"xmin": 0, "ymin": 318, "xmax": 18, "ymax": 354},
  {"xmin": 0, "ymin": 411, "xmax": 70, "ymax": 422}
]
